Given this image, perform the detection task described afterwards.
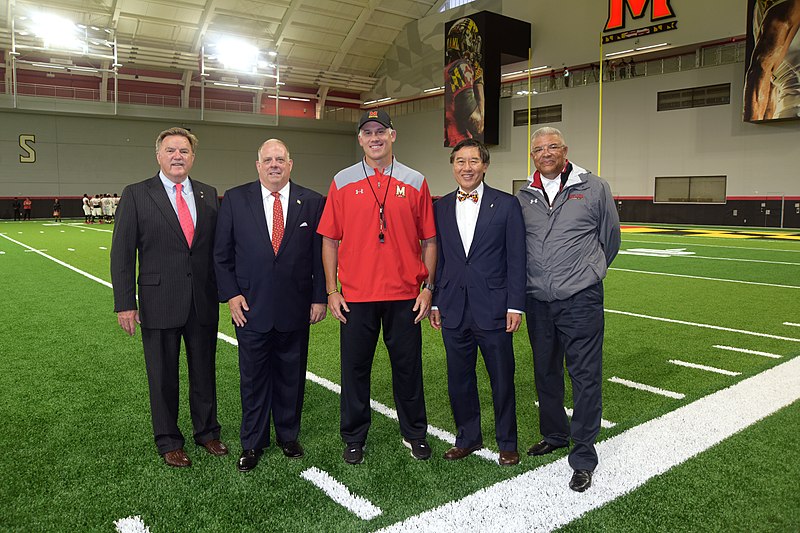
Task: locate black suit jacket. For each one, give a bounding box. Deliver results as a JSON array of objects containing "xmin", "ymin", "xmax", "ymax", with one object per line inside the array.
[
  {"xmin": 433, "ymin": 184, "xmax": 526, "ymax": 331},
  {"xmin": 111, "ymin": 175, "xmax": 220, "ymax": 329},
  {"xmin": 214, "ymin": 180, "xmax": 326, "ymax": 333}
]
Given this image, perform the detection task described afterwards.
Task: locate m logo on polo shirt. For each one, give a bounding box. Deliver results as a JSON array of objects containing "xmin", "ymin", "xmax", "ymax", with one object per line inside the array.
[{"xmin": 396, "ymin": 185, "xmax": 406, "ymax": 198}]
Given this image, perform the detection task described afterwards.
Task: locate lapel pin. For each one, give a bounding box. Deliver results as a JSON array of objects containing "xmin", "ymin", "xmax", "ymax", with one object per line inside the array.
[
  {"xmin": 490, "ymin": 203, "xmax": 494, "ymax": 208},
  {"xmin": 199, "ymin": 190, "xmax": 204, "ymax": 199},
  {"xmin": 296, "ymin": 199, "xmax": 301, "ymax": 204}
]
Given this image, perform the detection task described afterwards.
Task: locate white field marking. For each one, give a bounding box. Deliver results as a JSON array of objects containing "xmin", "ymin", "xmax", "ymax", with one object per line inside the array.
[
  {"xmin": 610, "ymin": 267, "xmax": 800, "ymax": 290},
  {"xmin": 66, "ymin": 222, "xmax": 113, "ymax": 233},
  {"xmin": 607, "ymin": 376, "xmax": 685, "ymax": 399},
  {"xmin": 300, "ymin": 467, "xmax": 383, "ymax": 520},
  {"xmin": 99, "ymin": 246, "xmax": 108, "ymax": 250},
  {"xmin": 712, "ymin": 345, "xmax": 782, "ymax": 359},
  {"xmin": 24, "ymin": 249, "xmax": 47, "ymax": 252},
  {"xmin": 60, "ymin": 230, "xmax": 65, "ymax": 232},
  {"xmin": 67, "ymin": 248, "xmax": 76, "ymax": 252},
  {"xmin": 42, "ymin": 223, "xmax": 61, "ymax": 226},
  {"xmin": 624, "ymin": 238, "xmax": 800, "ymax": 254},
  {"xmin": 39, "ymin": 230, "xmax": 44, "ymax": 233},
  {"xmin": 667, "ymin": 359, "xmax": 741, "ymax": 376},
  {"xmin": 216, "ymin": 332, "xmax": 498, "ymax": 463},
  {"xmin": 0, "ymin": 234, "xmax": 112, "ymax": 288},
  {"xmin": 605, "ymin": 308, "xmax": 800, "ymax": 343},
  {"xmin": 379, "ymin": 355, "xmax": 800, "ymax": 533},
  {"xmin": 114, "ymin": 515, "xmax": 151, "ymax": 533},
  {"xmin": 534, "ymin": 401, "xmax": 616, "ymax": 429},
  {"xmin": 621, "ymin": 248, "xmax": 800, "ymax": 266},
  {"xmin": 784, "ymin": 322, "xmax": 800, "ymax": 327},
  {"xmin": 0, "ymin": 251, "xmax": 5, "ymax": 254}
]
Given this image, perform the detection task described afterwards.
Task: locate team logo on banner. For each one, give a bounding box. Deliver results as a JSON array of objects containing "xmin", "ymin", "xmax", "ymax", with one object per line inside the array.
[{"xmin": 603, "ymin": 0, "xmax": 677, "ymax": 43}]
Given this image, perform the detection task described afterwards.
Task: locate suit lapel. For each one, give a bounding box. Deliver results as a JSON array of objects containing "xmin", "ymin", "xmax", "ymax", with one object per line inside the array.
[
  {"xmin": 191, "ymin": 178, "xmax": 207, "ymax": 243},
  {"xmin": 146, "ymin": 175, "xmax": 186, "ymax": 246},
  {"xmin": 468, "ymin": 185, "xmax": 498, "ymax": 259},
  {"xmin": 247, "ymin": 180, "xmax": 272, "ymax": 252},
  {"xmin": 279, "ymin": 182, "xmax": 302, "ymax": 257}
]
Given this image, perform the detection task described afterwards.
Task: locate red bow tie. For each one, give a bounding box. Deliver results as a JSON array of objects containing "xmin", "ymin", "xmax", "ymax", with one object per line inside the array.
[{"xmin": 457, "ymin": 190, "xmax": 479, "ymax": 203}]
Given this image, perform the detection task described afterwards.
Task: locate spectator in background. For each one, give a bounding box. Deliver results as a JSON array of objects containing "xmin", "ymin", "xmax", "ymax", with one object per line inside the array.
[
  {"xmin": 22, "ymin": 198, "xmax": 32, "ymax": 220},
  {"xmin": 12, "ymin": 197, "xmax": 21, "ymax": 221},
  {"xmin": 52, "ymin": 198, "xmax": 62, "ymax": 222}
]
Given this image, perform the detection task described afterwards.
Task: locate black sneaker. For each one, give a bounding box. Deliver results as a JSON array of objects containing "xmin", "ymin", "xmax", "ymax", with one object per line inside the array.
[
  {"xmin": 403, "ymin": 438, "xmax": 432, "ymax": 460},
  {"xmin": 343, "ymin": 442, "xmax": 365, "ymax": 464}
]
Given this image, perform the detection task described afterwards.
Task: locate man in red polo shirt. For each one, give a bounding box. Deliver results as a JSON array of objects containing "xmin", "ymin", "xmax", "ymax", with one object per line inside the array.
[{"xmin": 318, "ymin": 110, "xmax": 437, "ymax": 465}]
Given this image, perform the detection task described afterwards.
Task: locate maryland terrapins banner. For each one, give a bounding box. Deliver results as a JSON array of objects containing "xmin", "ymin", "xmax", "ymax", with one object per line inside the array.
[
  {"xmin": 743, "ymin": 0, "xmax": 800, "ymax": 122},
  {"xmin": 444, "ymin": 12, "xmax": 530, "ymax": 147}
]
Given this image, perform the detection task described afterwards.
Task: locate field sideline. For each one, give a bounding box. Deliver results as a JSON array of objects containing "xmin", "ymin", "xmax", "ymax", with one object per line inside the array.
[{"xmin": 1, "ymin": 220, "xmax": 798, "ymax": 532}]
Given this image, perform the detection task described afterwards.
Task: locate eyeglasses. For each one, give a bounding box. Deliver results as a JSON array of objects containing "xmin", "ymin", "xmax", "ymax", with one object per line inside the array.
[
  {"xmin": 453, "ymin": 157, "xmax": 483, "ymax": 168},
  {"xmin": 531, "ymin": 143, "xmax": 564, "ymax": 155}
]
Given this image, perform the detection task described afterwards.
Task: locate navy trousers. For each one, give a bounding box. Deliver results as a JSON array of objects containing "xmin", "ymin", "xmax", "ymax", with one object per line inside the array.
[
  {"xmin": 442, "ymin": 300, "xmax": 517, "ymax": 451},
  {"xmin": 525, "ymin": 282, "xmax": 604, "ymax": 471},
  {"xmin": 236, "ymin": 326, "xmax": 310, "ymax": 450}
]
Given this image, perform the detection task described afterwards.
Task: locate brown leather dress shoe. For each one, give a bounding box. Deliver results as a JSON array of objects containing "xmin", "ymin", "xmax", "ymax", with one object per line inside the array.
[
  {"xmin": 201, "ymin": 439, "xmax": 229, "ymax": 456},
  {"xmin": 163, "ymin": 448, "xmax": 191, "ymax": 467},
  {"xmin": 499, "ymin": 450, "xmax": 520, "ymax": 466},
  {"xmin": 443, "ymin": 444, "xmax": 482, "ymax": 460}
]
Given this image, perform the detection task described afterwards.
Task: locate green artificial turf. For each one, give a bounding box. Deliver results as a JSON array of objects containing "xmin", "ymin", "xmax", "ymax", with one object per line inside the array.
[{"xmin": 1, "ymin": 220, "xmax": 798, "ymax": 532}]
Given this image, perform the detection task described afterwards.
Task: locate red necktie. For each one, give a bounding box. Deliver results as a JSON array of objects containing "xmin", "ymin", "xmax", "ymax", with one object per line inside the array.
[
  {"xmin": 271, "ymin": 191, "xmax": 284, "ymax": 254},
  {"xmin": 175, "ymin": 182, "xmax": 194, "ymax": 247}
]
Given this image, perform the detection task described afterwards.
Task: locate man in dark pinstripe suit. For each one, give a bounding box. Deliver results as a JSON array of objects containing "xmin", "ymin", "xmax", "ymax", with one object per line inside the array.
[{"xmin": 111, "ymin": 127, "xmax": 228, "ymax": 467}]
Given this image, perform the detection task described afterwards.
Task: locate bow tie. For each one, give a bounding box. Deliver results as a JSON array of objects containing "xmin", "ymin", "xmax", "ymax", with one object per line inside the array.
[{"xmin": 457, "ymin": 190, "xmax": 479, "ymax": 203}]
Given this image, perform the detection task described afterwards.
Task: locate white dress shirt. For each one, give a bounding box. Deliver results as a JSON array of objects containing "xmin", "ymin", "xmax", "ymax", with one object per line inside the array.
[
  {"xmin": 262, "ymin": 181, "xmax": 290, "ymax": 239},
  {"xmin": 456, "ymin": 181, "xmax": 484, "ymax": 256},
  {"xmin": 541, "ymin": 175, "xmax": 561, "ymax": 206}
]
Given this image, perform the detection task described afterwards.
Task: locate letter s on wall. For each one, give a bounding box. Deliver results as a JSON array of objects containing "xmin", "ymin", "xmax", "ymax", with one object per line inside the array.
[{"xmin": 19, "ymin": 134, "xmax": 36, "ymax": 163}]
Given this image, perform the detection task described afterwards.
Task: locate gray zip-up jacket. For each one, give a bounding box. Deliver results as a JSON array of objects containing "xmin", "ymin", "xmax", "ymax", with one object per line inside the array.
[{"xmin": 516, "ymin": 162, "xmax": 621, "ymax": 302}]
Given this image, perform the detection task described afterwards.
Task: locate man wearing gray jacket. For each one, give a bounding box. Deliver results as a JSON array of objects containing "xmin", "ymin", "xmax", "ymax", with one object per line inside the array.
[{"xmin": 517, "ymin": 127, "xmax": 620, "ymax": 492}]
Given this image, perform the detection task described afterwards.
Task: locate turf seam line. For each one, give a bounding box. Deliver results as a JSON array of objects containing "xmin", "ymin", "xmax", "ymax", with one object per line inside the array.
[
  {"xmin": 300, "ymin": 467, "xmax": 383, "ymax": 520},
  {"xmin": 607, "ymin": 376, "xmax": 685, "ymax": 399},
  {"xmin": 667, "ymin": 359, "xmax": 741, "ymax": 376},
  {"xmin": 376, "ymin": 355, "xmax": 800, "ymax": 532},
  {"xmin": 610, "ymin": 267, "xmax": 800, "ymax": 290},
  {"xmin": 712, "ymin": 345, "xmax": 782, "ymax": 359},
  {"xmin": 534, "ymin": 401, "xmax": 616, "ymax": 429},
  {"xmin": 605, "ymin": 309, "xmax": 800, "ymax": 343},
  {"xmin": 216, "ymin": 332, "xmax": 499, "ymax": 463}
]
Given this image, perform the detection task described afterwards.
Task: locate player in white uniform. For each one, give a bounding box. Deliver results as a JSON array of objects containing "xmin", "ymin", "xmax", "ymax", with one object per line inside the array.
[
  {"xmin": 82, "ymin": 194, "xmax": 92, "ymax": 223},
  {"xmin": 91, "ymin": 195, "xmax": 103, "ymax": 223},
  {"xmin": 744, "ymin": 0, "xmax": 800, "ymax": 120}
]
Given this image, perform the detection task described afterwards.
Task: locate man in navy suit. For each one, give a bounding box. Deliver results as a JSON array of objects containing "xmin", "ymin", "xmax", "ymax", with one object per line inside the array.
[
  {"xmin": 214, "ymin": 139, "xmax": 327, "ymax": 472},
  {"xmin": 430, "ymin": 138, "xmax": 526, "ymax": 466}
]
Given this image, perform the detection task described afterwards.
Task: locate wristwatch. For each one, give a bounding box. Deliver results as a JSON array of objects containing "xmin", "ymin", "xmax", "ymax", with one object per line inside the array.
[{"xmin": 422, "ymin": 282, "xmax": 435, "ymax": 292}]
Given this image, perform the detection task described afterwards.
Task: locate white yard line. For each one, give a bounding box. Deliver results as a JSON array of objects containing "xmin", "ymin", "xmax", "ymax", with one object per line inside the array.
[
  {"xmin": 605, "ymin": 309, "xmax": 800, "ymax": 343},
  {"xmin": 534, "ymin": 401, "xmax": 616, "ymax": 429},
  {"xmin": 712, "ymin": 345, "xmax": 782, "ymax": 359},
  {"xmin": 114, "ymin": 516, "xmax": 151, "ymax": 533},
  {"xmin": 668, "ymin": 359, "xmax": 741, "ymax": 376},
  {"xmin": 784, "ymin": 322, "xmax": 800, "ymax": 328},
  {"xmin": 300, "ymin": 467, "xmax": 383, "ymax": 520},
  {"xmin": 682, "ymin": 254, "xmax": 800, "ymax": 266},
  {"xmin": 65, "ymin": 222, "xmax": 114, "ymax": 233},
  {"xmin": 610, "ymin": 267, "xmax": 800, "ymax": 290},
  {"xmin": 217, "ymin": 332, "xmax": 499, "ymax": 463},
  {"xmin": 0, "ymin": 234, "xmax": 112, "ymax": 288},
  {"xmin": 623, "ymin": 238, "xmax": 800, "ymax": 254},
  {"xmin": 378, "ymin": 355, "xmax": 800, "ymax": 532},
  {"xmin": 607, "ymin": 376, "xmax": 685, "ymax": 399}
]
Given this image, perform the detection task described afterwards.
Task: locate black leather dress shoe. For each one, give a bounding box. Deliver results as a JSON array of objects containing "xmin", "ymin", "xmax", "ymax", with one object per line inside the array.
[
  {"xmin": 237, "ymin": 449, "xmax": 263, "ymax": 472},
  {"xmin": 527, "ymin": 440, "xmax": 568, "ymax": 456},
  {"xmin": 278, "ymin": 441, "xmax": 304, "ymax": 459},
  {"xmin": 569, "ymin": 469, "xmax": 593, "ymax": 492}
]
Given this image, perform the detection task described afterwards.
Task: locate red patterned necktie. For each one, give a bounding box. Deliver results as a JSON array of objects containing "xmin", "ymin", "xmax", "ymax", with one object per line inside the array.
[
  {"xmin": 271, "ymin": 191, "xmax": 284, "ymax": 254},
  {"xmin": 457, "ymin": 190, "xmax": 479, "ymax": 203},
  {"xmin": 175, "ymin": 182, "xmax": 194, "ymax": 247}
]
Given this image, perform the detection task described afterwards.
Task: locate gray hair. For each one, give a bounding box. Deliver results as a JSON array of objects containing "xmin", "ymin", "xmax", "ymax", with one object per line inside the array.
[
  {"xmin": 531, "ymin": 126, "xmax": 565, "ymax": 145},
  {"xmin": 155, "ymin": 127, "xmax": 198, "ymax": 153}
]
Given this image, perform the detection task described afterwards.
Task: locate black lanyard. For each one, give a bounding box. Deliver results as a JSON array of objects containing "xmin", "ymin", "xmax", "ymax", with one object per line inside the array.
[{"xmin": 362, "ymin": 158, "xmax": 393, "ymax": 243}]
